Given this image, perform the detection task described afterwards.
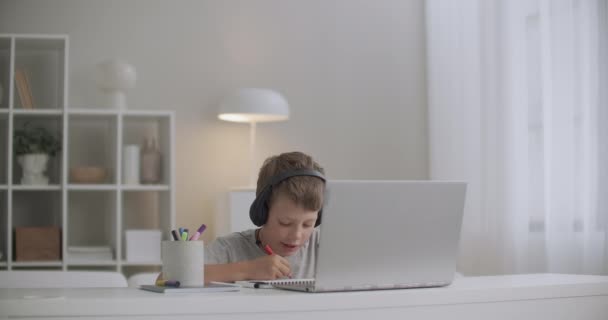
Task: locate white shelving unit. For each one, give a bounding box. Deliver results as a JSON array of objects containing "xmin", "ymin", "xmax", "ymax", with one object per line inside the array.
[{"xmin": 0, "ymin": 34, "xmax": 175, "ymax": 275}]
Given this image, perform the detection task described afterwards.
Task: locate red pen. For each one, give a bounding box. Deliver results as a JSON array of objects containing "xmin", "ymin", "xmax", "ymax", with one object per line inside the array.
[
  {"xmin": 263, "ymin": 244, "xmax": 274, "ymax": 255},
  {"xmin": 263, "ymin": 244, "xmax": 291, "ymax": 278}
]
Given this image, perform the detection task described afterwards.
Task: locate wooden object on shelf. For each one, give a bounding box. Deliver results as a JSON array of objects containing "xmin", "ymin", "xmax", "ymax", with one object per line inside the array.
[
  {"xmin": 14, "ymin": 226, "xmax": 61, "ymax": 261},
  {"xmin": 69, "ymin": 166, "xmax": 107, "ymax": 183},
  {"xmin": 14, "ymin": 68, "xmax": 34, "ymax": 109}
]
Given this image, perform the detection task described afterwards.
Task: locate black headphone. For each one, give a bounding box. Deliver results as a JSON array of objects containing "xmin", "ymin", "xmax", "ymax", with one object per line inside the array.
[{"xmin": 249, "ymin": 169, "xmax": 326, "ymax": 227}]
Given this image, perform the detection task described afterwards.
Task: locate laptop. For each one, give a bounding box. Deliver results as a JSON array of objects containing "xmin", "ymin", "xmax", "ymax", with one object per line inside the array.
[{"xmin": 273, "ymin": 180, "xmax": 467, "ymax": 292}]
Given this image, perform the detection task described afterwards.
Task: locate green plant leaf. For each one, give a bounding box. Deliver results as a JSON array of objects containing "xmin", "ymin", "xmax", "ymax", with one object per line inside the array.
[{"xmin": 13, "ymin": 122, "xmax": 62, "ymax": 157}]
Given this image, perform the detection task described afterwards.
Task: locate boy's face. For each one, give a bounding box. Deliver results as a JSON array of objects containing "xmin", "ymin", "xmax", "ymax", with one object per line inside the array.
[{"xmin": 263, "ymin": 194, "xmax": 319, "ymax": 257}]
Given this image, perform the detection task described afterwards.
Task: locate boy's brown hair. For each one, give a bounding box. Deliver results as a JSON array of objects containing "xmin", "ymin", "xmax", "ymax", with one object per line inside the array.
[{"xmin": 257, "ymin": 151, "xmax": 325, "ymax": 212}]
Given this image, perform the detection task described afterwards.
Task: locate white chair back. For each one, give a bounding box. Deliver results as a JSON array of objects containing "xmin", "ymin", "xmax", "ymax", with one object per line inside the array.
[{"xmin": 0, "ymin": 271, "xmax": 128, "ymax": 288}]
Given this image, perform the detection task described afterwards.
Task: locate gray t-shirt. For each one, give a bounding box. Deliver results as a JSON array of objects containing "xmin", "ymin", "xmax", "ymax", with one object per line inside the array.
[{"xmin": 205, "ymin": 228, "xmax": 319, "ymax": 279}]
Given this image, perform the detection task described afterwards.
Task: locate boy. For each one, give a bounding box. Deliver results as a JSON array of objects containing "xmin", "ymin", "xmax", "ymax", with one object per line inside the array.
[{"xmin": 204, "ymin": 151, "xmax": 325, "ymax": 282}]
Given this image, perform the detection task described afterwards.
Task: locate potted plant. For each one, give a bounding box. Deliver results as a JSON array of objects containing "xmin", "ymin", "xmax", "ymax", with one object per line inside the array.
[{"xmin": 13, "ymin": 122, "xmax": 62, "ymax": 185}]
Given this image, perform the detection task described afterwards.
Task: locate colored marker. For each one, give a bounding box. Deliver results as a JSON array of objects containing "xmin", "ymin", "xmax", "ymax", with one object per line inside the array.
[
  {"xmin": 189, "ymin": 224, "xmax": 207, "ymax": 241},
  {"xmin": 155, "ymin": 279, "xmax": 181, "ymax": 287},
  {"xmin": 179, "ymin": 227, "xmax": 184, "ymax": 236},
  {"xmin": 181, "ymin": 230, "xmax": 188, "ymax": 241},
  {"xmin": 263, "ymin": 244, "xmax": 274, "ymax": 255},
  {"xmin": 171, "ymin": 230, "xmax": 180, "ymax": 241}
]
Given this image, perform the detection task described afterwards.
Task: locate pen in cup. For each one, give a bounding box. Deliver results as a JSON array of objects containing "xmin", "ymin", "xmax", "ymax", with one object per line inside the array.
[
  {"xmin": 171, "ymin": 230, "xmax": 180, "ymax": 241},
  {"xmin": 189, "ymin": 224, "xmax": 206, "ymax": 241},
  {"xmin": 181, "ymin": 230, "xmax": 188, "ymax": 241}
]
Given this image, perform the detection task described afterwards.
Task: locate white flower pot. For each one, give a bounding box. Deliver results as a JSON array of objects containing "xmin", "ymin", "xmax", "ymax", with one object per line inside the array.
[{"xmin": 18, "ymin": 153, "xmax": 50, "ymax": 185}]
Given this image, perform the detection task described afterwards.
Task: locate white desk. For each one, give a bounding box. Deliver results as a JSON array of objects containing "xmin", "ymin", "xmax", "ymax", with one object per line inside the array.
[{"xmin": 1, "ymin": 274, "xmax": 607, "ymax": 320}]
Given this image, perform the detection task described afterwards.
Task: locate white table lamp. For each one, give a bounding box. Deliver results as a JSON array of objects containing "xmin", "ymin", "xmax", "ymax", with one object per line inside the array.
[
  {"xmin": 96, "ymin": 59, "xmax": 137, "ymax": 109},
  {"xmin": 218, "ymin": 88, "xmax": 289, "ymax": 186}
]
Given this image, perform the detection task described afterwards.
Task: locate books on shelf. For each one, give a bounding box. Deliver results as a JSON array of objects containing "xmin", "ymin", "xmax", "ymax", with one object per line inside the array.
[
  {"xmin": 67, "ymin": 246, "xmax": 113, "ymax": 262},
  {"xmin": 14, "ymin": 68, "xmax": 35, "ymax": 109}
]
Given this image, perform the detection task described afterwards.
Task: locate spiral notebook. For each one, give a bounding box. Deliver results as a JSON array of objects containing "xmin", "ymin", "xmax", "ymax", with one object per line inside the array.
[{"xmin": 235, "ymin": 278, "xmax": 314, "ymax": 289}]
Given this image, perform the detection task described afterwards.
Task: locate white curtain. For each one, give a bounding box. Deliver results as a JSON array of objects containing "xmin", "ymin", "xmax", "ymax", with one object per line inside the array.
[{"xmin": 426, "ymin": 0, "xmax": 608, "ymax": 275}]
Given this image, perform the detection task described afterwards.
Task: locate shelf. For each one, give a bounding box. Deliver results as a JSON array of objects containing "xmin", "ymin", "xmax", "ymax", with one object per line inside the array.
[
  {"xmin": 1, "ymin": 35, "xmax": 174, "ymax": 275},
  {"xmin": 123, "ymin": 110, "xmax": 174, "ymax": 117},
  {"xmin": 12, "ymin": 109, "xmax": 63, "ymax": 115},
  {"xmin": 12, "ymin": 261, "xmax": 63, "ymax": 267},
  {"xmin": 11, "ymin": 185, "xmax": 61, "ymax": 191},
  {"xmin": 68, "ymin": 108, "xmax": 119, "ymax": 116},
  {"xmin": 68, "ymin": 191, "xmax": 116, "ymax": 251},
  {"xmin": 12, "ymin": 115, "xmax": 64, "ymax": 185},
  {"xmin": 67, "ymin": 109, "xmax": 175, "ymax": 117},
  {"xmin": 12, "ymin": 190, "xmax": 62, "ymax": 228},
  {"xmin": 13, "ymin": 36, "xmax": 66, "ymax": 49},
  {"xmin": 14, "ymin": 37, "xmax": 66, "ymax": 110},
  {"xmin": 121, "ymin": 260, "xmax": 161, "ymax": 266},
  {"xmin": 122, "ymin": 115, "xmax": 171, "ymax": 186},
  {"xmin": 1, "ymin": 34, "xmax": 66, "ymax": 40},
  {"xmin": 68, "ymin": 185, "xmax": 170, "ymax": 191},
  {"xmin": 68, "ymin": 114, "xmax": 118, "ymax": 184},
  {"xmin": 66, "ymin": 260, "xmax": 117, "ymax": 266},
  {"xmin": 68, "ymin": 184, "xmax": 117, "ymax": 191},
  {"xmin": 121, "ymin": 185, "xmax": 170, "ymax": 191}
]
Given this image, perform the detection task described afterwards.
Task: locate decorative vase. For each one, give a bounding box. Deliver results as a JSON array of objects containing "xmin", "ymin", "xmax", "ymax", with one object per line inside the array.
[
  {"xmin": 141, "ymin": 137, "xmax": 161, "ymax": 184},
  {"xmin": 96, "ymin": 59, "xmax": 137, "ymax": 109},
  {"xmin": 18, "ymin": 153, "xmax": 50, "ymax": 185}
]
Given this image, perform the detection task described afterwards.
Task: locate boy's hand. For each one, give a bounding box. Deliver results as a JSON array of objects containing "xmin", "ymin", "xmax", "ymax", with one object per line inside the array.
[{"xmin": 245, "ymin": 255, "xmax": 291, "ymax": 280}]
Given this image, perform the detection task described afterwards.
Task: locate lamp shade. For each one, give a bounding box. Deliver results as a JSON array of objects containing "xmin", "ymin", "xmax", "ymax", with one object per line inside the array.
[
  {"xmin": 96, "ymin": 59, "xmax": 137, "ymax": 90},
  {"xmin": 218, "ymin": 88, "xmax": 289, "ymax": 123}
]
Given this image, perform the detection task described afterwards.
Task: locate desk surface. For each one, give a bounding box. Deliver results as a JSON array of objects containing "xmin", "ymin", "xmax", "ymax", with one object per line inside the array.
[{"xmin": 2, "ymin": 274, "xmax": 608, "ymax": 319}]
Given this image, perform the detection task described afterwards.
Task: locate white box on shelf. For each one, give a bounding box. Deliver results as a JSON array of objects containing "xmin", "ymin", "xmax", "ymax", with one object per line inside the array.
[{"xmin": 125, "ymin": 230, "xmax": 162, "ymax": 262}]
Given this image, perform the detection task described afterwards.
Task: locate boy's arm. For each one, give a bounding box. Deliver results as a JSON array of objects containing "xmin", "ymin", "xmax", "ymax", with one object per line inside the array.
[
  {"xmin": 205, "ymin": 255, "xmax": 291, "ymax": 283},
  {"xmin": 204, "ymin": 261, "xmax": 249, "ymax": 283}
]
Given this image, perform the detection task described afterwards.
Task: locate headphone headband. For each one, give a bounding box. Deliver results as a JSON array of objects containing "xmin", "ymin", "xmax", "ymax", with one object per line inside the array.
[
  {"xmin": 258, "ymin": 169, "xmax": 326, "ymax": 196},
  {"xmin": 250, "ymin": 169, "xmax": 326, "ymax": 227}
]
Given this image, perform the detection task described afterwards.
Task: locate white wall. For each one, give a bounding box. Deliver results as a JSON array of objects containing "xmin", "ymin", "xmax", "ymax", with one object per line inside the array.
[{"xmin": 0, "ymin": 0, "xmax": 428, "ymax": 240}]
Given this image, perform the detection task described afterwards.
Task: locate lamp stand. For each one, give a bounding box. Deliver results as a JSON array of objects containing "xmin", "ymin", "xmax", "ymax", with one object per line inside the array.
[{"xmin": 249, "ymin": 121, "xmax": 257, "ymax": 187}]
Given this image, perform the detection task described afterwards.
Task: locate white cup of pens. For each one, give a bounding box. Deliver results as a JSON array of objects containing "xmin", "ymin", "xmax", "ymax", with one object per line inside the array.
[{"xmin": 160, "ymin": 224, "xmax": 206, "ymax": 287}]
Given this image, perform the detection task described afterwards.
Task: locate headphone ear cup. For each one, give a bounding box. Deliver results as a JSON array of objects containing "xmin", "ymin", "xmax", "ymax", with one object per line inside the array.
[
  {"xmin": 249, "ymin": 189, "xmax": 270, "ymax": 227},
  {"xmin": 315, "ymin": 209, "xmax": 322, "ymax": 227},
  {"xmin": 249, "ymin": 196, "xmax": 263, "ymax": 227}
]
